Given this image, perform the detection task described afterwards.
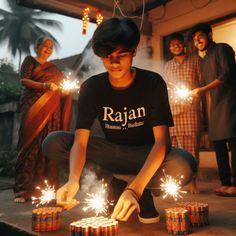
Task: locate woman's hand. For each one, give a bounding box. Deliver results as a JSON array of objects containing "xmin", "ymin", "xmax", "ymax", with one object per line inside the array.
[
  {"xmin": 111, "ymin": 189, "xmax": 140, "ymax": 221},
  {"xmin": 61, "ymin": 89, "xmax": 70, "ymax": 96},
  {"xmin": 48, "ymin": 82, "xmax": 58, "ymax": 91},
  {"xmin": 56, "ymin": 180, "xmax": 79, "ymax": 210}
]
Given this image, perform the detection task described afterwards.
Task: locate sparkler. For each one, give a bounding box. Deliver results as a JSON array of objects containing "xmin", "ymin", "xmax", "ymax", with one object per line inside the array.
[
  {"xmin": 168, "ymin": 82, "xmax": 193, "ymax": 104},
  {"xmin": 60, "ymin": 71, "xmax": 80, "ymax": 92},
  {"xmin": 32, "ymin": 180, "xmax": 56, "ymax": 207},
  {"xmin": 82, "ymin": 180, "xmax": 114, "ymax": 216},
  {"xmin": 160, "ymin": 170, "xmax": 187, "ymax": 201}
]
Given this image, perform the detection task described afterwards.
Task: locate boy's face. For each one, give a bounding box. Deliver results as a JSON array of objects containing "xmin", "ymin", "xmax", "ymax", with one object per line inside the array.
[
  {"xmin": 169, "ymin": 39, "xmax": 184, "ymax": 56},
  {"xmin": 193, "ymin": 31, "xmax": 211, "ymax": 51},
  {"xmin": 101, "ymin": 48, "xmax": 134, "ymax": 79}
]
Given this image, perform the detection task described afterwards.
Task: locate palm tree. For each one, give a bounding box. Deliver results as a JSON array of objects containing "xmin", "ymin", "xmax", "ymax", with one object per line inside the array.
[{"xmin": 0, "ymin": 0, "xmax": 62, "ymax": 71}]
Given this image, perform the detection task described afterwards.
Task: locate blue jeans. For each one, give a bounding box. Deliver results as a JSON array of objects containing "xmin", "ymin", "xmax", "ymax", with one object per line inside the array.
[{"xmin": 42, "ymin": 131, "xmax": 197, "ymax": 195}]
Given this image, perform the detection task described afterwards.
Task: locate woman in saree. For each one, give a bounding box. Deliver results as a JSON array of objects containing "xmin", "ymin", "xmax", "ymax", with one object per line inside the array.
[{"xmin": 14, "ymin": 36, "xmax": 72, "ymax": 202}]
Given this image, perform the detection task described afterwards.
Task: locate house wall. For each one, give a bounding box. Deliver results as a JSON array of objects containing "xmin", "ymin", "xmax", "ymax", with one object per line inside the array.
[{"xmin": 149, "ymin": 0, "xmax": 236, "ymax": 70}]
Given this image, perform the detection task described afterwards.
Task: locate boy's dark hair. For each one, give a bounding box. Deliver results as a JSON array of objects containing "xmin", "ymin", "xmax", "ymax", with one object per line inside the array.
[
  {"xmin": 92, "ymin": 17, "xmax": 140, "ymax": 57},
  {"xmin": 167, "ymin": 32, "xmax": 184, "ymax": 46},
  {"xmin": 190, "ymin": 22, "xmax": 212, "ymax": 39}
]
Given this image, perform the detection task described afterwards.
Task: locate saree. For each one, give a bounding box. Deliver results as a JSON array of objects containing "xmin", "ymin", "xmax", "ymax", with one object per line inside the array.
[{"xmin": 14, "ymin": 59, "xmax": 72, "ymax": 199}]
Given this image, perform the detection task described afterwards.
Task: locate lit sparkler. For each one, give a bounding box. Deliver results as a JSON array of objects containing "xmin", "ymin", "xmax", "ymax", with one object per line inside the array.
[
  {"xmin": 168, "ymin": 82, "xmax": 193, "ymax": 104},
  {"xmin": 32, "ymin": 180, "xmax": 56, "ymax": 207},
  {"xmin": 82, "ymin": 181, "xmax": 114, "ymax": 216},
  {"xmin": 160, "ymin": 170, "xmax": 187, "ymax": 201},
  {"xmin": 60, "ymin": 71, "xmax": 80, "ymax": 92}
]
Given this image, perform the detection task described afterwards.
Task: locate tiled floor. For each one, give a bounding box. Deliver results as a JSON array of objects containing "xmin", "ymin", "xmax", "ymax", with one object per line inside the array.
[{"xmin": 0, "ymin": 178, "xmax": 236, "ymax": 236}]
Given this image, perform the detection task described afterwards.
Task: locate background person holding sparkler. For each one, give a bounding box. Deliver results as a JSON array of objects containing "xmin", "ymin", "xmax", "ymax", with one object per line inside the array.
[
  {"xmin": 43, "ymin": 18, "xmax": 197, "ymax": 223},
  {"xmin": 191, "ymin": 23, "xmax": 236, "ymax": 197},
  {"xmin": 163, "ymin": 32, "xmax": 202, "ymax": 194},
  {"xmin": 14, "ymin": 36, "xmax": 73, "ymax": 203}
]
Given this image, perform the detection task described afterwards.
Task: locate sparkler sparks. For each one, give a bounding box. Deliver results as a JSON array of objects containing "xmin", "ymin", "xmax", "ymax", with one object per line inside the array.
[
  {"xmin": 82, "ymin": 181, "xmax": 114, "ymax": 216},
  {"xmin": 160, "ymin": 170, "xmax": 187, "ymax": 201},
  {"xmin": 168, "ymin": 82, "xmax": 193, "ymax": 103},
  {"xmin": 60, "ymin": 71, "xmax": 80, "ymax": 92},
  {"xmin": 32, "ymin": 180, "xmax": 56, "ymax": 207}
]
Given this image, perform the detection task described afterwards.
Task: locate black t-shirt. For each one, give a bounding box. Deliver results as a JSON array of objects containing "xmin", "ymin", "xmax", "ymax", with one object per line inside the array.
[{"xmin": 77, "ymin": 67, "xmax": 173, "ymax": 145}]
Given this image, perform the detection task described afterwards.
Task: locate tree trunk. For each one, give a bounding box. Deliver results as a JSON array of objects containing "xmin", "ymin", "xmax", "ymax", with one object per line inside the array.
[{"xmin": 18, "ymin": 49, "xmax": 22, "ymax": 73}]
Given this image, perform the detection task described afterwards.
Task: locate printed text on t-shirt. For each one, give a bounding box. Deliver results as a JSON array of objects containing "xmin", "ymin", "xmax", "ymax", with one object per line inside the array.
[{"xmin": 103, "ymin": 106, "xmax": 145, "ymax": 129}]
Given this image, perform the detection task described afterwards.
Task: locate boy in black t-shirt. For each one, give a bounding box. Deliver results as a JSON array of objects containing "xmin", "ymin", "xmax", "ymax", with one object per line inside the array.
[{"xmin": 42, "ymin": 18, "xmax": 197, "ymax": 223}]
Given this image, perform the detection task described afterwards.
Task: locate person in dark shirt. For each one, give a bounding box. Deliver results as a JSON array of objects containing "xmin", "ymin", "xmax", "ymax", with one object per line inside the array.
[
  {"xmin": 42, "ymin": 18, "xmax": 197, "ymax": 223},
  {"xmin": 191, "ymin": 23, "xmax": 236, "ymax": 197}
]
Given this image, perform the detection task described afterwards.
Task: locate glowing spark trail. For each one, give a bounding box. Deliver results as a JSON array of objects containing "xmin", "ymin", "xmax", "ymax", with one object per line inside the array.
[
  {"xmin": 82, "ymin": 181, "xmax": 114, "ymax": 216},
  {"xmin": 60, "ymin": 71, "xmax": 80, "ymax": 92},
  {"xmin": 160, "ymin": 170, "xmax": 187, "ymax": 201},
  {"xmin": 168, "ymin": 82, "xmax": 193, "ymax": 104},
  {"xmin": 32, "ymin": 180, "xmax": 56, "ymax": 207}
]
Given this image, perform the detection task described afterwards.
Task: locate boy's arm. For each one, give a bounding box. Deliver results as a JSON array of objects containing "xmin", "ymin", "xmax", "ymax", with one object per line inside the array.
[
  {"xmin": 112, "ymin": 125, "xmax": 171, "ymax": 221},
  {"xmin": 56, "ymin": 129, "xmax": 90, "ymax": 208}
]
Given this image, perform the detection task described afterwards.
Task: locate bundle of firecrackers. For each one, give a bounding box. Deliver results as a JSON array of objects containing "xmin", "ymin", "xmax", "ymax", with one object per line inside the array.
[
  {"xmin": 165, "ymin": 207, "xmax": 190, "ymax": 235},
  {"xmin": 70, "ymin": 216, "xmax": 118, "ymax": 236},
  {"xmin": 165, "ymin": 202, "xmax": 209, "ymax": 235},
  {"xmin": 176, "ymin": 202, "xmax": 209, "ymax": 227},
  {"xmin": 32, "ymin": 206, "xmax": 63, "ymax": 232}
]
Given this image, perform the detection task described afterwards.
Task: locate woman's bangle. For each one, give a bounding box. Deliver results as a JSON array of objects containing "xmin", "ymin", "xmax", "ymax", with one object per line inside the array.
[
  {"xmin": 42, "ymin": 82, "xmax": 50, "ymax": 91},
  {"xmin": 124, "ymin": 187, "xmax": 141, "ymax": 202},
  {"xmin": 42, "ymin": 83, "xmax": 45, "ymax": 90}
]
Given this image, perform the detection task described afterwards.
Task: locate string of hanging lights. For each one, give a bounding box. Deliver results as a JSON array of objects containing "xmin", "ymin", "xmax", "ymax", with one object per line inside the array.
[
  {"xmin": 82, "ymin": 7, "xmax": 104, "ymax": 35},
  {"xmin": 96, "ymin": 12, "xmax": 104, "ymax": 26},
  {"xmin": 82, "ymin": 7, "xmax": 90, "ymax": 35},
  {"xmin": 81, "ymin": 0, "xmax": 145, "ymax": 35}
]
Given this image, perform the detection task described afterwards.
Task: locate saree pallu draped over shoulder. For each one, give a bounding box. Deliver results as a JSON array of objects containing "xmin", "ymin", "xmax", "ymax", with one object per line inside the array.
[{"xmin": 14, "ymin": 61, "xmax": 72, "ymax": 198}]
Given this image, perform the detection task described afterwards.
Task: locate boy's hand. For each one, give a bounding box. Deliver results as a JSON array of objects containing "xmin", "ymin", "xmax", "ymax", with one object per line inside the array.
[
  {"xmin": 111, "ymin": 190, "xmax": 140, "ymax": 221},
  {"xmin": 56, "ymin": 180, "xmax": 79, "ymax": 210}
]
